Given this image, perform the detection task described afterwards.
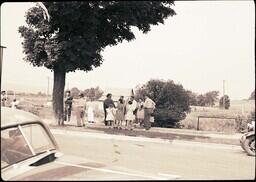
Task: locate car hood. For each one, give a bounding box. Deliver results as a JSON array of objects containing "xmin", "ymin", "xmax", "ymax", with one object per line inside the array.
[{"xmin": 5, "ymin": 153, "xmax": 173, "ymax": 180}]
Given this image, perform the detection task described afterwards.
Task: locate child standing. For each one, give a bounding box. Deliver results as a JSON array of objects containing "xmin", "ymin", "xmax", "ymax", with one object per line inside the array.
[
  {"xmin": 106, "ymin": 104, "xmax": 116, "ymax": 128},
  {"xmin": 125, "ymin": 100, "xmax": 136, "ymax": 130},
  {"xmin": 115, "ymin": 97, "xmax": 125, "ymax": 129}
]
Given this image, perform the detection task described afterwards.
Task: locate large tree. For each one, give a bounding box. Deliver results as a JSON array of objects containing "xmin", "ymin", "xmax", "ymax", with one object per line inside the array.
[
  {"xmin": 186, "ymin": 90, "xmax": 198, "ymax": 106},
  {"xmin": 219, "ymin": 94, "xmax": 230, "ymax": 109},
  {"xmin": 18, "ymin": 2, "xmax": 176, "ymax": 125},
  {"xmin": 204, "ymin": 91, "xmax": 219, "ymax": 107}
]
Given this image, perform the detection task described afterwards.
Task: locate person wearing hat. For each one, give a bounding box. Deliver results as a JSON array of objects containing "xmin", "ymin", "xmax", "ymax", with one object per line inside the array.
[
  {"xmin": 124, "ymin": 96, "xmax": 137, "ymax": 130},
  {"xmin": 64, "ymin": 90, "xmax": 73, "ymax": 123}
]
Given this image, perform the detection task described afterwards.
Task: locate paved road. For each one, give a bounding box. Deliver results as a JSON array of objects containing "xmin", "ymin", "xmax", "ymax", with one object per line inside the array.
[{"xmin": 51, "ymin": 129, "xmax": 255, "ymax": 180}]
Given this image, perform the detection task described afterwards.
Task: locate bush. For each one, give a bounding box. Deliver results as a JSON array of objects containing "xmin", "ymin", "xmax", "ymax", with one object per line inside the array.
[
  {"xmin": 235, "ymin": 111, "xmax": 255, "ymax": 132},
  {"xmin": 135, "ymin": 79, "xmax": 190, "ymax": 128}
]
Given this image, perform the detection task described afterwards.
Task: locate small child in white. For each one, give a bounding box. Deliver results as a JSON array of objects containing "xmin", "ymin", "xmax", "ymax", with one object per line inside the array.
[
  {"xmin": 106, "ymin": 104, "xmax": 116, "ymax": 128},
  {"xmin": 125, "ymin": 100, "xmax": 136, "ymax": 130}
]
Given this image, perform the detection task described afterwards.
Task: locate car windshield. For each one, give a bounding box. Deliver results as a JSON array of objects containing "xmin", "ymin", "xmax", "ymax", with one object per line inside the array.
[{"xmin": 1, "ymin": 123, "xmax": 56, "ymax": 169}]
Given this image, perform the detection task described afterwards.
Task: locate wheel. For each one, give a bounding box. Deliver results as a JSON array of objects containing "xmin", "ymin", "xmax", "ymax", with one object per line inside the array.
[{"xmin": 243, "ymin": 136, "xmax": 255, "ymax": 156}]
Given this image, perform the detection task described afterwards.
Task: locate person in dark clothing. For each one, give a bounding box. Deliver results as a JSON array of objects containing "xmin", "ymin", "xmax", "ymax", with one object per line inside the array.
[
  {"xmin": 103, "ymin": 93, "xmax": 115, "ymax": 126},
  {"xmin": 64, "ymin": 90, "xmax": 73, "ymax": 123}
]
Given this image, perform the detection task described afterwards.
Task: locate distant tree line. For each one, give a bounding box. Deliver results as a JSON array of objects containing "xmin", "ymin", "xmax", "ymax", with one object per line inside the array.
[
  {"xmin": 187, "ymin": 90, "xmax": 232, "ymax": 109},
  {"xmin": 186, "ymin": 90, "xmax": 219, "ymax": 107},
  {"xmin": 68, "ymin": 86, "xmax": 103, "ymax": 101}
]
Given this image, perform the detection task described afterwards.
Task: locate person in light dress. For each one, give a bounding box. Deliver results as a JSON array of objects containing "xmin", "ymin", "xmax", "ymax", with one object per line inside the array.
[
  {"xmin": 87, "ymin": 98, "xmax": 95, "ymax": 124},
  {"xmin": 114, "ymin": 96, "xmax": 125, "ymax": 129},
  {"xmin": 106, "ymin": 104, "xmax": 116, "ymax": 128},
  {"xmin": 125, "ymin": 96, "xmax": 137, "ymax": 130}
]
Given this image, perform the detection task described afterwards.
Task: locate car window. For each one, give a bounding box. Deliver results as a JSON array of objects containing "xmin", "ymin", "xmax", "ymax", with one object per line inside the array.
[
  {"xmin": 1, "ymin": 127, "xmax": 33, "ymax": 168},
  {"xmin": 1, "ymin": 123, "xmax": 56, "ymax": 169},
  {"xmin": 21, "ymin": 124, "xmax": 55, "ymax": 154}
]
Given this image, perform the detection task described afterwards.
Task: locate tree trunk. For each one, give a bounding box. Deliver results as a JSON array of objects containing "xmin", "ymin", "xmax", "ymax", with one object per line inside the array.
[{"xmin": 52, "ymin": 68, "xmax": 66, "ymax": 125}]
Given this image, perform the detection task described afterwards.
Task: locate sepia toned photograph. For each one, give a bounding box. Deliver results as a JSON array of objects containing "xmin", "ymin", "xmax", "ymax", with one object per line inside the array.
[{"xmin": 0, "ymin": 1, "xmax": 255, "ymax": 180}]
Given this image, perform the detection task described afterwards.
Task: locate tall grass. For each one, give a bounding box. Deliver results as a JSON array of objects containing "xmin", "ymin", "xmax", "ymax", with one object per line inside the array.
[{"xmin": 181, "ymin": 100, "xmax": 255, "ymax": 133}]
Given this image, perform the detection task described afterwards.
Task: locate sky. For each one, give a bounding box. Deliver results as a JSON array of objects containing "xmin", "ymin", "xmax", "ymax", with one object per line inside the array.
[{"xmin": 0, "ymin": 1, "xmax": 255, "ymax": 100}]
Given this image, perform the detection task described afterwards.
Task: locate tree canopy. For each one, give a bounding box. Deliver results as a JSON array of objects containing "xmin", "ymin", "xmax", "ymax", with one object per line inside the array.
[
  {"xmin": 83, "ymin": 86, "xmax": 104, "ymax": 101},
  {"xmin": 18, "ymin": 1, "xmax": 176, "ymax": 124},
  {"xmin": 187, "ymin": 90, "xmax": 219, "ymax": 107},
  {"xmin": 219, "ymin": 95, "xmax": 230, "ymax": 109},
  {"xmin": 18, "ymin": 1, "xmax": 176, "ymax": 73}
]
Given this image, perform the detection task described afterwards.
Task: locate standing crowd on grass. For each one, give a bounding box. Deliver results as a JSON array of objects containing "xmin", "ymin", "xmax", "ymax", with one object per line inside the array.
[
  {"xmin": 103, "ymin": 93, "xmax": 156, "ymax": 130},
  {"xmin": 63, "ymin": 91, "xmax": 156, "ymax": 131},
  {"xmin": 1, "ymin": 90, "xmax": 156, "ymax": 130}
]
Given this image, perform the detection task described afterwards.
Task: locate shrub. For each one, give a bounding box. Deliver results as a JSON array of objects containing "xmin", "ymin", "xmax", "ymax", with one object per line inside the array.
[
  {"xmin": 135, "ymin": 79, "xmax": 190, "ymax": 128},
  {"xmin": 235, "ymin": 111, "xmax": 255, "ymax": 132}
]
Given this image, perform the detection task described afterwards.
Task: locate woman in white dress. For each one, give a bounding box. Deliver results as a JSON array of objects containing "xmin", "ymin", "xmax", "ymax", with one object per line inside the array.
[
  {"xmin": 87, "ymin": 99, "xmax": 95, "ymax": 124},
  {"xmin": 125, "ymin": 100, "xmax": 136, "ymax": 130}
]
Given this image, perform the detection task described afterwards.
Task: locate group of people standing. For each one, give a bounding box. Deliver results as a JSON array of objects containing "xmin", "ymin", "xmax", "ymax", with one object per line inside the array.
[
  {"xmin": 63, "ymin": 90, "xmax": 156, "ymax": 130},
  {"xmin": 103, "ymin": 93, "xmax": 156, "ymax": 130},
  {"xmin": 63, "ymin": 91, "xmax": 95, "ymax": 126}
]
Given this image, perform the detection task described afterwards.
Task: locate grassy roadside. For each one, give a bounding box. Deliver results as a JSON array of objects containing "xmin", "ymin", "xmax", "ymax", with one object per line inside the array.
[
  {"xmin": 181, "ymin": 100, "xmax": 255, "ymax": 133},
  {"xmin": 8, "ymin": 94, "xmax": 255, "ymax": 134}
]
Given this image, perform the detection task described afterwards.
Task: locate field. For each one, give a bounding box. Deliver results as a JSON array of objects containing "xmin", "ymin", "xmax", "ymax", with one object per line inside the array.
[
  {"xmin": 5, "ymin": 94, "xmax": 104, "ymax": 122},
  {"xmin": 181, "ymin": 100, "xmax": 255, "ymax": 133},
  {"xmin": 5, "ymin": 94, "xmax": 255, "ymax": 133}
]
